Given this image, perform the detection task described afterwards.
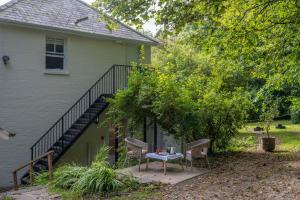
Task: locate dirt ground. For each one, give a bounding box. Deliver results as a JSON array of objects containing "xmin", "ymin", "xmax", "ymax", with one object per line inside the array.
[{"xmin": 159, "ymin": 151, "xmax": 300, "ymax": 200}]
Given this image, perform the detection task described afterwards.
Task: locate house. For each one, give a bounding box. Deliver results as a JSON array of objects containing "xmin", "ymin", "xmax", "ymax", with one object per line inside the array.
[{"xmin": 0, "ymin": 0, "xmax": 160, "ymax": 187}]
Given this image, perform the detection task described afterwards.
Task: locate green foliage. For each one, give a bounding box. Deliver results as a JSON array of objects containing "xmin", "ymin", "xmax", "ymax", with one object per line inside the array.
[
  {"xmin": 92, "ymin": 145, "xmax": 110, "ymax": 168},
  {"xmin": 52, "ymin": 164, "xmax": 87, "ymax": 190},
  {"xmin": 112, "ymin": 183, "xmax": 161, "ymax": 200},
  {"xmin": 291, "ymin": 97, "xmax": 300, "ymax": 124},
  {"xmin": 37, "ymin": 146, "xmax": 123, "ymax": 197},
  {"xmin": 226, "ymin": 133, "xmax": 256, "ymax": 152},
  {"xmin": 71, "ymin": 166, "xmax": 121, "ymax": 195},
  {"xmin": 2, "ymin": 196, "xmax": 13, "ymax": 200},
  {"xmin": 33, "ymin": 171, "xmax": 49, "ymax": 186},
  {"xmin": 106, "ymin": 44, "xmax": 252, "ymax": 152},
  {"xmin": 118, "ymin": 175, "xmax": 140, "ymax": 193},
  {"xmin": 260, "ymin": 99, "xmax": 280, "ymax": 137},
  {"xmin": 98, "ymin": 0, "xmax": 300, "ymax": 122},
  {"xmin": 242, "ymin": 120, "xmax": 300, "ymax": 152}
]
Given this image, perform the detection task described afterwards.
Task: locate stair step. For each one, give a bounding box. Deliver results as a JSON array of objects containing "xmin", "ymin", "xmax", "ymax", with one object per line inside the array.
[
  {"xmin": 38, "ymin": 158, "xmax": 48, "ymax": 166},
  {"xmin": 77, "ymin": 118, "xmax": 90, "ymax": 124},
  {"xmin": 94, "ymin": 102, "xmax": 106, "ymax": 107},
  {"xmin": 87, "ymin": 108, "xmax": 102, "ymax": 113},
  {"xmin": 56, "ymin": 139, "xmax": 71, "ymax": 147},
  {"xmin": 67, "ymin": 128, "xmax": 81, "ymax": 134},
  {"xmin": 72, "ymin": 123, "xmax": 86, "ymax": 129},
  {"xmin": 33, "ymin": 162, "xmax": 48, "ymax": 171},
  {"xmin": 82, "ymin": 112, "xmax": 97, "ymax": 119},
  {"xmin": 63, "ymin": 135, "xmax": 74, "ymax": 142}
]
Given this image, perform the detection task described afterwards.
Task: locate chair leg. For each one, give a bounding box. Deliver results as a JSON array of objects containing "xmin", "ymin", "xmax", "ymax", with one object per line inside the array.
[
  {"xmin": 206, "ymin": 156, "xmax": 211, "ymax": 170},
  {"xmin": 138, "ymin": 155, "xmax": 141, "ymax": 172}
]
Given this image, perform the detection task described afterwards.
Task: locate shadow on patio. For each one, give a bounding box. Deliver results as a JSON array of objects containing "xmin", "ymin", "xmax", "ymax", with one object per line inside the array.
[{"xmin": 117, "ymin": 161, "xmax": 209, "ymax": 185}]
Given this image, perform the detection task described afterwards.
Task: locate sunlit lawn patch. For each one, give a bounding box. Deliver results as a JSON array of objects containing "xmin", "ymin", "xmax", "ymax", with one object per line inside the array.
[{"xmin": 237, "ymin": 120, "xmax": 300, "ymax": 152}]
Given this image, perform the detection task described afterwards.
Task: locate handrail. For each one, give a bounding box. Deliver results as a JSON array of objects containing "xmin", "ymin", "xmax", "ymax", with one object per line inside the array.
[
  {"xmin": 31, "ymin": 65, "xmax": 115, "ymax": 147},
  {"xmin": 12, "ymin": 151, "xmax": 54, "ymax": 190},
  {"xmin": 30, "ymin": 64, "xmax": 131, "ymax": 161}
]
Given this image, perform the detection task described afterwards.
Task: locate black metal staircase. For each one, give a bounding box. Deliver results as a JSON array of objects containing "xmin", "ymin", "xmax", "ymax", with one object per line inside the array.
[{"xmin": 21, "ymin": 64, "xmax": 131, "ymax": 184}]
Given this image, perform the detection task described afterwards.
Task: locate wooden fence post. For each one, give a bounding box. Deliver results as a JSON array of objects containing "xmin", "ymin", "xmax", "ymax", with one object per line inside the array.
[
  {"xmin": 12, "ymin": 171, "xmax": 18, "ymax": 190},
  {"xmin": 48, "ymin": 151, "xmax": 53, "ymax": 180}
]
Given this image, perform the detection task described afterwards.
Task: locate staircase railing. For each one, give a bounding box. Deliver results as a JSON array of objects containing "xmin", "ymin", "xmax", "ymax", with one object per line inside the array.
[{"xmin": 30, "ymin": 64, "xmax": 131, "ymax": 160}]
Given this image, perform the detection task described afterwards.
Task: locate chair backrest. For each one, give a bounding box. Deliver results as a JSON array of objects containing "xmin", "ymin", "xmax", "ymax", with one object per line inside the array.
[
  {"xmin": 125, "ymin": 137, "xmax": 148, "ymax": 150},
  {"xmin": 186, "ymin": 139, "xmax": 210, "ymax": 155}
]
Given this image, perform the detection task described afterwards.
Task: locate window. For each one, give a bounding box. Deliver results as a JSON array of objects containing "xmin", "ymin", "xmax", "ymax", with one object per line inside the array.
[{"xmin": 46, "ymin": 38, "xmax": 65, "ymax": 70}]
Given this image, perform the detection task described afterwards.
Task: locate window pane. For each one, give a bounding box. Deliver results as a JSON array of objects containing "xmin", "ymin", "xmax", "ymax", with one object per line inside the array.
[
  {"xmin": 46, "ymin": 56, "xmax": 64, "ymax": 69},
  {"xmin": 46, "ymin": 43, "xmax": 54, "ymax": 52},
  {"xmin": 56, "ymin": 44, "xmax": 64, "ymax": 53}
]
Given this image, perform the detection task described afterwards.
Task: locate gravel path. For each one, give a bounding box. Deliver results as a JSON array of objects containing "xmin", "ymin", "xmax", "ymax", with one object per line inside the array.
[{"xmin": 0, "ymin": 186, "xmax": 60, "ymax": 200}]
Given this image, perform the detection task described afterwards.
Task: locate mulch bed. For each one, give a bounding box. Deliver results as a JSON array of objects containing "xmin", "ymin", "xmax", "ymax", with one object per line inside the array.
[{"xmin": 157, "ymin": 151, "xmax": 300, "ymax": 200}]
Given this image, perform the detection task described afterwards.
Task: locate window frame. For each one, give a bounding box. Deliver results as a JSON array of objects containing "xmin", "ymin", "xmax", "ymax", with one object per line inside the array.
[{"xmin": 45, "ymin": 37, "xmax": 69, "ymax": 75}]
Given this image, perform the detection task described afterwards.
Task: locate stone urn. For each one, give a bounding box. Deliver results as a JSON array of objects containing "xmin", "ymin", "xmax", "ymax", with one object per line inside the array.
[{"xmin": 262, "ymin": 137, "xmax": 276, "ymax": 152}]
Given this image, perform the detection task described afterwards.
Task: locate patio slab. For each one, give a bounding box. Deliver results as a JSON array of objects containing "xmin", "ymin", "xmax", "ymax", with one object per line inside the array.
[{"xmin": 118, "ymin": 161, "xmax": 209, "ymax": 185}]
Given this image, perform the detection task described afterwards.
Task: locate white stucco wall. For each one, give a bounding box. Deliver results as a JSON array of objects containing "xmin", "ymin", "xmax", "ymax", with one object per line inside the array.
[{"xmin": 0, "ymin": 24, "xmax": 151, "ymax": 187}]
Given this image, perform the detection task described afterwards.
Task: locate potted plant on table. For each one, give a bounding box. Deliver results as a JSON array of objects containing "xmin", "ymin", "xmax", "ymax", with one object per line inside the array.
[{"xmin": 260, "ymin": 100, "xmax": 279, "ymax": 152}]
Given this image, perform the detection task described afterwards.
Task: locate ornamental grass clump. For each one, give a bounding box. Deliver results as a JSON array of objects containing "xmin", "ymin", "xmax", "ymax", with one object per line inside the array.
[
  {"xmin": 45, "ymin": 145, "xmax": 122, "ymax": 197},
  {"xmin": 52, "ymin": 164, "xmax": 87, "ymax": 190},
  {"xmin": 71, "ymin": 166, "xmax": 121, "ymax": 195}
]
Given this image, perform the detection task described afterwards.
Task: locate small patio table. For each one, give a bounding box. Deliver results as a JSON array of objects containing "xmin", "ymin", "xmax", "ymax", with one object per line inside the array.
[{"xmin": 145, "ymin": 152, "xmax": 184, "ymax": 175}]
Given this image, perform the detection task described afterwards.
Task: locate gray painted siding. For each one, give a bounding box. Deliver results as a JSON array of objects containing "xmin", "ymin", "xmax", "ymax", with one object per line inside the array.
[
  {"xmin": 57, "ymin": 110, "xmax": 109, "ymax": 167},
  {"xmin": 0, "ymin": 24, "xmax": 149, "ymax": 187}
]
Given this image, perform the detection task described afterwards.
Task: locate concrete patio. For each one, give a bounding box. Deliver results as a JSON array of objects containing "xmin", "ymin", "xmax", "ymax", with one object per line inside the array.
[{"xmin": 118, "ymin": 161, "xmax": 209, "ymax": 185}]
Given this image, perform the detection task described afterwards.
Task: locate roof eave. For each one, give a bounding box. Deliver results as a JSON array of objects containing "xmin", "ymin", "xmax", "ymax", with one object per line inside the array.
[{"xmin": 0, "ymin": 18, "xmax": 159, "ymax": 46}]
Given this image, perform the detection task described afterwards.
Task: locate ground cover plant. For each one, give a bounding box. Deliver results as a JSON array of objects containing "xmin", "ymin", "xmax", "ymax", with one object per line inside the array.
[{"xmin": 34, "ymin": 146, "xmax": 142, "ymax": 198}]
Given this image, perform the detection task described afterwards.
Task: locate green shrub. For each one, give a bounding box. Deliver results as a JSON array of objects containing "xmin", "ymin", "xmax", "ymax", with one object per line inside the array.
[
  {"xmin": 226, "ymin": 134, "xmax": 256, "ymax": 152},
  {"xmin": 71, "ymin": 166, "xmax": 121, "ymax": 195},
  {"xmin": 92, "ymin": 145, "xmax": 110, "ymax": 168},
  {"xmin": 34, "ymin": 171, "xmax": 49, "ymax": 186},
  {"xmin": 118, "ymin": 175, "xmax": 140, "ymax": 192},
  {"xmin": 52, "ymin": 164, "xmax": 87, "ymax": 190},
  {"xmin": 44, "ymin": 146, "xmax": 122, "ymax": 197},
  {"xmin": 291, "ymin": 111, "xmax": 300, "ymax": 124},
  {"xmin": 290, "ymin": 98, "xmax": 300, "ymax": 124}
]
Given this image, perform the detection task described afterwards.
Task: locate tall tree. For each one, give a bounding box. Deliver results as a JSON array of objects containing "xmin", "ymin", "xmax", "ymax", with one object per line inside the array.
[{"xmin": 94, "ymin": 0, "xmax": 300, "ymax": 114}]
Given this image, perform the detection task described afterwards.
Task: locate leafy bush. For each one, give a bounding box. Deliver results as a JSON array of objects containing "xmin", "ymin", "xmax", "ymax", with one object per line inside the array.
[
  {"xmin": 291, "ymin": 111, "xmax": 300, "ymax": 124},
  {"xmin": 92, "ymin": 145, "xmax": 110, "ymax": 168},
  {"xmin": 291, "ymin": 98, "xmax": 300, "ymax": 124},
  {"xmin": 38, "ymin": 146, "xmax": 123, "ymax": 197},
  {"xmin": 33, "ymin": 171, "xmax": 49, "ymax": 186},
  {"xmin": 52, "ymin": 165, "xmax": 87, "ymax": 190},
  {"xmin": 72, "ymin": 167, "xmax": 121, "ymax": 195},
  {"xmin": 227, "ymin": 134, "xmax": 256, "ymax": 152},
  {"xmin": 106, "ymin": 63, "xmax": 252, "ymax": 153}
]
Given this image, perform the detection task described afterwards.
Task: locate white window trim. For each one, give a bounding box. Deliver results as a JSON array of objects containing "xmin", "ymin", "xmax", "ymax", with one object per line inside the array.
[{"xmin": 44, "ymin": 37, "xmax": 69, "ymax": 75}]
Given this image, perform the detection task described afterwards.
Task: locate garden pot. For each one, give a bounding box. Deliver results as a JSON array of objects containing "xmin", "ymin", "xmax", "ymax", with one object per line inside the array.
[{"xmin": 262, "ymin": 137, "xmax": 276, "ymax": 152}]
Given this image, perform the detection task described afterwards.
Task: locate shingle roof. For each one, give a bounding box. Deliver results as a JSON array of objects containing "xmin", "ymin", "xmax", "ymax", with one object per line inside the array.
[{"xmin": 0, "ymin": 0, "xmax": 159, "ymax": 45}]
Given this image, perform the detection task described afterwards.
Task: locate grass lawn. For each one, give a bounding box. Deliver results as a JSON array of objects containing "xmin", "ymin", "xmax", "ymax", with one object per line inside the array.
[{"xmin": 238, "ymin": 120, "xmax": 300, "ymax": 152}]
